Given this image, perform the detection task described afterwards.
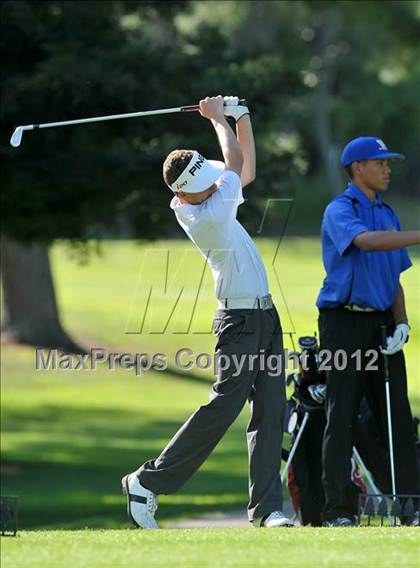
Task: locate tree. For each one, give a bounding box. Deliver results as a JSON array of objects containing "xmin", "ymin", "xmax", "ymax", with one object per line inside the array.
[
  {"xmin": 1, "ymin": 0, "xmax": 190, "ymax": 349},
  {"xmin": 2, "ymin": 1, "xmax": 419, "ymax": 349},
  {"xmin": 171, "ymin": 0, "xmax": 420, "ymax": 205},
  {"xmin": 1, "ymin": 236, "xmax": 83, "ymax": 350}
]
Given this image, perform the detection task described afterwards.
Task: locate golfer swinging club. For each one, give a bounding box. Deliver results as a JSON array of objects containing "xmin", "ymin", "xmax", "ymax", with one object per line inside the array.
[{"xmin": 122, "ymin": 95, "xmax": 292, "ymax": 528}]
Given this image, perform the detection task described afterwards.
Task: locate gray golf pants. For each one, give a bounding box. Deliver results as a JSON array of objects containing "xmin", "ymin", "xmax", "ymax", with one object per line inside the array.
[{"xmin": 136, "ymin": 306, "xmax": 286, "ymax": 521}]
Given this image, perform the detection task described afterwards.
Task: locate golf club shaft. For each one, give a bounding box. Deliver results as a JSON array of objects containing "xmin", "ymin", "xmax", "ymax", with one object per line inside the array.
[
  {"xmin": 11, "ymin": 99, "xmax": 247, "ymax": 140},
  {"xmin": 381, "ymin": 325, "xmax": 397, "ymax": 499},
  {"xmin": 18, "ymin": 105, "xmax": 199, "ymax": 132},
  {"xmin": 281, "ymin": 411, "xmax": 309, "ymax": 484}
]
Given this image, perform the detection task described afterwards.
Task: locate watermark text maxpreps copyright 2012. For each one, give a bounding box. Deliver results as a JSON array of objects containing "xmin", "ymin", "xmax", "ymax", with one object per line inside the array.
[{"xmin": 35, "ymin": 347, "xmax": 379, "ymax": 377}]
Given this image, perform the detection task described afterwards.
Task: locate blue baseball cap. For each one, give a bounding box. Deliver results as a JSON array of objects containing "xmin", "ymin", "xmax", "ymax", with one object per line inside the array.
[{"xmin": 341, "ymin": 136, "xmax": 404, "ymax": 167}]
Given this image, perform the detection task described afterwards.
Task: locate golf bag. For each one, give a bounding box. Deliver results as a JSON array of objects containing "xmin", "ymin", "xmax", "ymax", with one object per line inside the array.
[{"xmin": 283, "ymin": 335, "xmax": 418, "ymax": 526}]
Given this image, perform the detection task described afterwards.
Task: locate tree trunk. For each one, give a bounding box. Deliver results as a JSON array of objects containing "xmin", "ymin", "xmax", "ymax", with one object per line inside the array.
[
  {"xmin": 314, "ymin": 10, "xmax": 343, "ymax": 196},
  {"xmin": 1, "ymin": 236, "xmax": 85, "ymax": 353}
]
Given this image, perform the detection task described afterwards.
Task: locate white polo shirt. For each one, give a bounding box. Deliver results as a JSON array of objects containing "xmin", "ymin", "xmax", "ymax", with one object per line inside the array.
[{"xmin": 170, "ymin": 170, "xmax": 269, "ymax": 300}]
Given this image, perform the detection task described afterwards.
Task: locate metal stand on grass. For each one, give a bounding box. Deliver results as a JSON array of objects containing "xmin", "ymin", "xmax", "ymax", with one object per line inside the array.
[
  {"xmin": 357, "ymin": 327, "xmax": 420, "ymax": 526},
  {"xmin": 358, "ymin": 493, "xmax": 419, "ymax": 527},
  {"xmin": 1, "ymin": 496, "xmax": 18, "ymax": 536},
  {"xmin": 280, "ymin": 409, "xmax": 414, "ymax": 526}
]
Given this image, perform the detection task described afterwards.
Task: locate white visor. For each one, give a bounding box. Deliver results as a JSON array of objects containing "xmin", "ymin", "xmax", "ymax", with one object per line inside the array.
[{"xmin": 168, "ymin": 151, "xmax": 225, "ymax": 193}]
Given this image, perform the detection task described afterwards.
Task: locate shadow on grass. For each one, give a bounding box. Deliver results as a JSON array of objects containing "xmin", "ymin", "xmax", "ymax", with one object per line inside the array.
[
  {"xmin": 2, "ymin": 405, "xmax": 250, "ymax": 529},
  {"xmin": 4, "ymin": 390, "xmax": 417, "ymax": 530},
  {"xmin": 162, "ymin": 365, "xmax": 213, "ymax": 385}
]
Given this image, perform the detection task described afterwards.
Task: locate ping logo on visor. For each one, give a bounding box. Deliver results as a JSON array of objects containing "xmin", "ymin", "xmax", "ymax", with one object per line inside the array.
[
  {"xmin": 189, "ymin": 155, "xmax": 205, "ymax": 176},
  {"xmin": 169, "ymin": 151, "xmax": 225, "ymax": 194}
]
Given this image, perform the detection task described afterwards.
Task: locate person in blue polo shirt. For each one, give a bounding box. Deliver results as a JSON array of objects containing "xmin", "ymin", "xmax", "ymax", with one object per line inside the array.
[{"xmin": 317, "ymin": 136, "xmax": 420, "ymax": 527}]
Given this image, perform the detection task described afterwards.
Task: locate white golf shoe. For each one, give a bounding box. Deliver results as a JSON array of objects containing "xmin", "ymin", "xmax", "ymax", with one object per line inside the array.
[
  {"xmin": 255, "ymin": 511, "xmax": 294, "ymax": 528},
  {"xmin": 122, "ymin": 473, "xmax": 159, "ymax": 529}
]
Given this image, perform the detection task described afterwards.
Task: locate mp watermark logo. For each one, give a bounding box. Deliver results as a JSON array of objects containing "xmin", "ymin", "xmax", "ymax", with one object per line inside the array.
[
  {"xmin": 124, "ymin": 196, "xmax": 295, "ymax": 337},
  {"xmin": 189, "ymin": 154, "xmax": 205, "ymax": 176},
  {"xmin": 35, "ymin": 347, "xmax": 379, "ymax": 377}
]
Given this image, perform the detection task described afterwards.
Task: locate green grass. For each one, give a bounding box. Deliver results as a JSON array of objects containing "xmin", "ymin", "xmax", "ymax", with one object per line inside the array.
[
  {"xmin": 2, "ymin": 528, "xmax": 420, "ymax": 568},
  {"xmin": 1, "ymin": 361, "xmax": 251, "ymax": 528},
  {"xmin": 1, "ymin": 238, "xmax": 420, "ymax": 536},
  {"xmin": 51, "ymin": 237, "xmax": 420, "ymax": 411},
  {"xmin": 50, "ymin": 238, "xmax": 420, "ymax": 383}
]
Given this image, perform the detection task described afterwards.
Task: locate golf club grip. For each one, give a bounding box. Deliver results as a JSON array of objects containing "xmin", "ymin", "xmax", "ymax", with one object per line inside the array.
[
  {"xmin": 380, "ymin": 325, "xmax": 388, "ymax": 350},
  {"xmin": 181, "ymin": 99, "xmax": 248, "ymax": 112},
  {"xmin": 380, "ymin": 325, "xmax": 391, "ymax": 382}
]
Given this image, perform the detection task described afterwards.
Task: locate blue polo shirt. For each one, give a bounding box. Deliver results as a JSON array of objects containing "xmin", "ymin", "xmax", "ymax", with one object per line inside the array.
[{"xmin": 317, "ymin": 184, "xmax": 412, "ymax": 311}]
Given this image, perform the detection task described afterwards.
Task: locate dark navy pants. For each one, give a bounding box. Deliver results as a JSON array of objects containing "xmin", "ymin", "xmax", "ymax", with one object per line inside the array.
[{"xmin": 319, "ymin": 307, "xmax": 418, "ymax": 521}]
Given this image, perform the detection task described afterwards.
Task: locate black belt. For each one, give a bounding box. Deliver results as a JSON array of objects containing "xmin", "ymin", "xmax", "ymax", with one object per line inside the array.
[{"xmin": 344, "ymin": 304, "xmax": 377, "ymax": 313}]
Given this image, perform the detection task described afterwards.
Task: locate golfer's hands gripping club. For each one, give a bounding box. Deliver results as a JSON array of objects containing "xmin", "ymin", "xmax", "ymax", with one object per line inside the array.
[
  {"xmin": 223, "ymin": 96, "xmax": 250, "ymax": 122},
  {"xmin": 199, "ymin": 96, "xmax": 226, "ymax": 123},
  {"xmin": 380, "ymin": 323, "xmax": 410, "ymax": 355}
]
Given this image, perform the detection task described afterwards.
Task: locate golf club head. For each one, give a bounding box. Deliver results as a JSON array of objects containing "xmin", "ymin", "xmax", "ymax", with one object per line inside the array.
[
  {"xmin": 10, "ymin": 127, "xmax": 24, "ymax": 148},
  {"xmin": 286, "ymin": 372, "xmax": 301, "ymax": 387},
  {"xmin": 308, "ymin": 384, "xmax": 327, "ymax": 404}
]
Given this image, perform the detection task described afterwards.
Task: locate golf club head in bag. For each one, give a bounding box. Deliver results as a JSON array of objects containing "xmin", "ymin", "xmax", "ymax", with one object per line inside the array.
[
  {"xmin": 285, "ymin": 335, "xmax": 327, "ymax": 434},
  {"xmin": 297, "ymin": 336, "xmax": 326, "ymax": 388}
]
